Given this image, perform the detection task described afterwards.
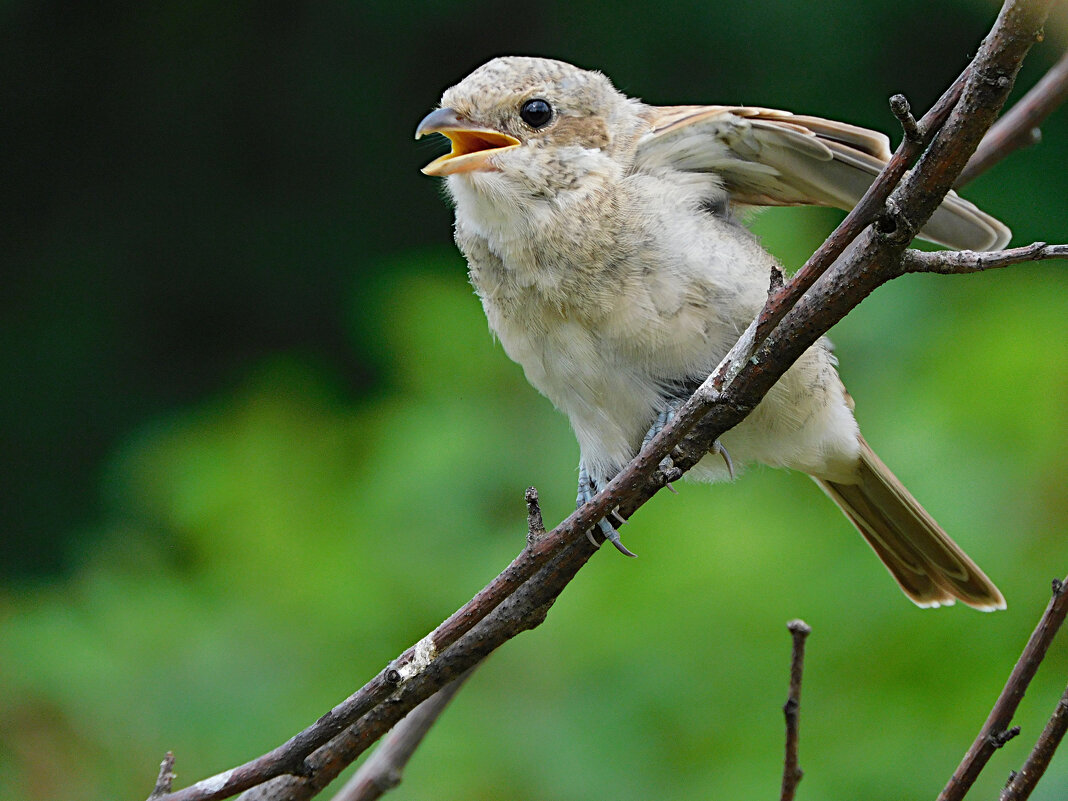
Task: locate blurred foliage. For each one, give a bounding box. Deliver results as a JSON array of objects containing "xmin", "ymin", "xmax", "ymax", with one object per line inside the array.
[{"xmin": 2, "ymin": 1, "xmax": 1068, "ymax": 799}]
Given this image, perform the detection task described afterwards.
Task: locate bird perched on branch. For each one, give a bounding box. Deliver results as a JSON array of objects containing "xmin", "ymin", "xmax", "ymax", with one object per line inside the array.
[{"xmin": 416, "ymin": 56, "xmax": 1008, "ymax": 610}]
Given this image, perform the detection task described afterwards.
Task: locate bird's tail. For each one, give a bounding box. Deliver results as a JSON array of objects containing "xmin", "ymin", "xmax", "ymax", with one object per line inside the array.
[{"xmin": 815, "ymin": 437, "xmax": 1005, "ymax": 610}]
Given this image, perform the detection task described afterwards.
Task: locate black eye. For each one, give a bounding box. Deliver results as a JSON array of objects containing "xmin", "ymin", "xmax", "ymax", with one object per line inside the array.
[{"xmin": 520, "ymin": 98, "xmax": 553, "ymax": 129}]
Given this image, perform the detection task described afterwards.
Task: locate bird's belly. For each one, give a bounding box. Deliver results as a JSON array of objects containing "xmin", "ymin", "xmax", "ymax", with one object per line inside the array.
[
  {"xmin": 493, "ymin": 300, "xmax": 861, "ymax": 486},
  {"xmin": 490, "ymin": 308, "xmax": 674, "ymax": 481}
]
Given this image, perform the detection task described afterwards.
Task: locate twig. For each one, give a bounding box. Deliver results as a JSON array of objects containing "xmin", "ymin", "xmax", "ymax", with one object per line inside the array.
[
  {"xmin": 149, "ymin": 752, "xmax": 177, "ymax": 799},
  {"xmin": 936, "ymin": 577, "xmax": 1068, "ymax": 801},
  {"xmin": 146, "ymin": 4, "xmax": 1055, "ymax": 799},
  {"xmin": 780, "ymin": 620, "xmax": 811, "ymax": 801},
  {"xmin": 1000, "ymin": 681, "xmax": 1068, "ymax": 801},
  {"xmin": 330, "ymin": 669, "xmax": 475, "ymax": 801},
  {"xmin": 900, "ymin": 241, "xmax": 1068, "ymax": 274},
  {"xmin": 958, "ymin": 49, "xmax": 1068, "ymax": 185}
]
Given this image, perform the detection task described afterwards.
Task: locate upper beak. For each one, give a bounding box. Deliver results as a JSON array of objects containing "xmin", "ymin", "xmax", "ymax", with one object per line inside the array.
[{"xmin": 415, "ymin": 107, "xmax": 521, "ymax": 176}]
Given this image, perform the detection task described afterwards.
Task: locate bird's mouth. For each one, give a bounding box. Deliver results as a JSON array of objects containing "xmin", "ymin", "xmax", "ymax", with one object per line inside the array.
[{"xmin": 415, "ymin": 107, "xmax": 520, "ymax": 176}]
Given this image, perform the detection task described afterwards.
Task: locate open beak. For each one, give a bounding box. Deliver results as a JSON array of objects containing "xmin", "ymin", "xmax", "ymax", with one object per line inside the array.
[{"xmin": 415, "ymin": 107, "xmax": 521, "ymax": 176}]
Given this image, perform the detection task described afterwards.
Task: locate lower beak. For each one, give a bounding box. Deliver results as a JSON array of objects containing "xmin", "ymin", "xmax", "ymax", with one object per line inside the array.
[{"xmin": 415, "ymin": 107, "xmax": 521, "ymax": 176}]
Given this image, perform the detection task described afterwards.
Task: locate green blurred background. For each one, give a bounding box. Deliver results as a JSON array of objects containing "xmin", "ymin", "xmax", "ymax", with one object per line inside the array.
[{"xmin": 3, "ymin": 1, "xmax": 1067, "ymax": 799}]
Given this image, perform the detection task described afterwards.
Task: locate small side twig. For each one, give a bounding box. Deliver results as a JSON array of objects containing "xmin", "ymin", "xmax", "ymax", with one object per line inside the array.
[
  {"xmin": 525, "ymin": 486, "xmax": 546, "ymax": 544},
  {"xmin": 900, "ymin": 242, "xmax": 1068, "ymax": 275},
  {"xmin": 330, "ymin": 669, "xmax": 475, "ymax": 801},
  {"xmin": 149, "ymin": 752, "xmax": 178, "ymax": 800},
  {"xmin": 937, "ymin": 577, "xmax": 1068, "ymax": 801},
  {"xmin": 890, "ymin": 94, "xmax": 922, "ymax": 142},
  {"xmin": 781, "ymin": 620, "xmax": 811, "ymax": 801},
  {"xmin": 1000, "ymin": 682, "xmax": 1068, "ymax": 801},
  {"xmin": 958, "ymin": 50, "xmax": 1068, "ymax": 185}
]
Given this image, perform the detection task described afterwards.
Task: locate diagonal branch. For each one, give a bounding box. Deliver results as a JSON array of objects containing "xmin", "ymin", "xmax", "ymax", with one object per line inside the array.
[{"xmin": 146, "ymin": 3, "xmax": 1056, "ymax": 800}]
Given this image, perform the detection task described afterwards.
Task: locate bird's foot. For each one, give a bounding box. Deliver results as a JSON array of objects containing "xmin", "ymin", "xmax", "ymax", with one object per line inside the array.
[
  {"xmin": 577, "ymin": 462, "xmax": 636, "ymax": 557},
  {"xmin": 641, "ymin": 398, "xmax": 735, "ymax": 481}
]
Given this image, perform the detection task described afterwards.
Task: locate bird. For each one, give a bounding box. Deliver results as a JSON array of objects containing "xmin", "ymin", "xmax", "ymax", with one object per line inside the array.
[{"xmin": 415, "ymin": 56, "xmax": 1008, "ymax": 610}]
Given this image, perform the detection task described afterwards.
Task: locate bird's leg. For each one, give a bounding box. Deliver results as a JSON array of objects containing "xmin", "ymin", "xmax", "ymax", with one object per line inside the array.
[
  {"xmin": 641, "ymin": 397, "xmax": 735, "ymax": 480},
  {"xmin": 576, "ymin": 398, "xmax": 736, "ymax": 559},
  {"xmin": 577, "ymin": 462, "xmax": 636, "ymax": 557}
]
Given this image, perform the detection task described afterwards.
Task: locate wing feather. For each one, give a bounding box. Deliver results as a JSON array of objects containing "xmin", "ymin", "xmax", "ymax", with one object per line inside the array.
[{"xmin": 636, "ymin": 105, "xmax": 1011, "ymax": 251}]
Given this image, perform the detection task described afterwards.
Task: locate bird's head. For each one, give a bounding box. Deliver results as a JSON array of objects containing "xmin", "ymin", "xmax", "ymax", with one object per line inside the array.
[{"xmin": 415, "ymin": 57, "xmax": 643, "ymax": 200}]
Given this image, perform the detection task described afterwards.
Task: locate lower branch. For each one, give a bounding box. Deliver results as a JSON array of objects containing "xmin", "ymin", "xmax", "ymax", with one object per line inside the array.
[
  {"xmin": 937, "ymin": 578, "xmax": 1068, "ymax": 801},
  {"xmin": 1000, "ymin": 681, "xmax": 1068, "ymax": 801},
  {"xmin": 330, "ymin": 669, "xmax": 475, "ymax": 801}
]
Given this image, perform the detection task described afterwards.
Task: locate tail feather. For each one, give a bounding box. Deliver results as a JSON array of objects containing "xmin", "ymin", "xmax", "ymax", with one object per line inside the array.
[{"xmin": 816, "ymin": 437, "xmax": 1005, "ymax": 611}]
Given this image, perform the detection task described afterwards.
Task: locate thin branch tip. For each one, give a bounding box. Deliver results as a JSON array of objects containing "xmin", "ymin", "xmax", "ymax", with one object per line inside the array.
[
  {"xmin": 902, "ymin": 242, "xmax": 1068, "ymax": 275},
  {"xmin": 786, "ymin": 619, "xmax": 812, "ymax": 637},
  {"xmin": 889, "ymin": 93, "xmax": 922, "ymax": 141}
]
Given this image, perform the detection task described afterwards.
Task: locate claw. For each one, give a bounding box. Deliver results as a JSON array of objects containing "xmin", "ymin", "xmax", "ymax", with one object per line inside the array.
[
  {"xmin": 599, "ymin": 517, "xmax": 637, "ymax": 557},
  {"xmin": 577, "ymin": 461, "xmax": 637, "ymax": 557},
  {"xmin": 713, "ymin": 439, "xmax": 735, "ymax": 480}
]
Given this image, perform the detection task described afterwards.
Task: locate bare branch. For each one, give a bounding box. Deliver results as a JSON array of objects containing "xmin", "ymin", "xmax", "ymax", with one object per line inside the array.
[
  {"xmin": 937, "ymin": 577, "xmax": 1068, "ymax": 801},
  {"xmin": 330, "ymin": 670, "xmax": 475, "ymax": 801},
  {"xmin": 780, "ymin": 620, "xmax": 812, "ymax": 801},
  {"xmin": 900, "ymin": 242, "xmax": 1068, "ymax": 274},
  {"xmin": 959, "ymin": 50, "xmax": 1068, "ymax": 185},
  {"xmin": 1000, "ymin": 681, "xmax": 1068, "ymax": 801}
]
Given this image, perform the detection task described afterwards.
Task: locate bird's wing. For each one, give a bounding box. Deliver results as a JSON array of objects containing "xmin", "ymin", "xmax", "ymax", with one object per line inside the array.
[{"xmin": 635, "ymin": 105, "xmax": 1010, "ymax": 251}]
